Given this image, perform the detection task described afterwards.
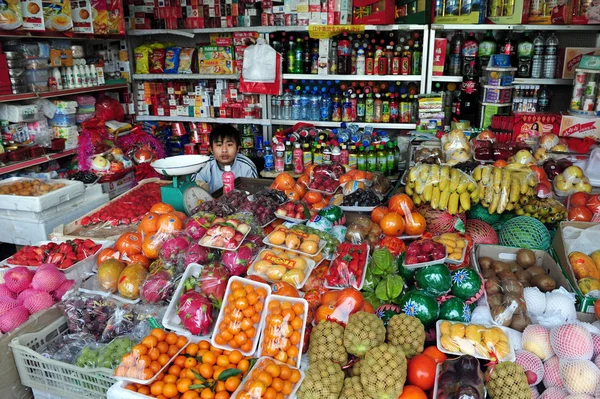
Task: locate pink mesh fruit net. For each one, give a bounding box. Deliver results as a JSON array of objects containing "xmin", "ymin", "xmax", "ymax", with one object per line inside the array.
[
  {"xmin": 543, "ymin": 356, "xmax": 565, "ymax": 389},
  {"xmin": 539, "ymin": 387, "xmax": 568, "ymax": 399},
  {"xmin": 550, "ymin": 324, "xmax": 594, "ymax": 361},
  {"xmin": 417, "ymin": 205, "xmax": 466, "ymax": 235},
  {"xmin": 465, "ymin": 219, "xmax": 498, "ymax": 245}
]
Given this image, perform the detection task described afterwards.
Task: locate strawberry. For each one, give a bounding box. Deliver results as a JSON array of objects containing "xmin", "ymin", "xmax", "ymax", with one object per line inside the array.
[
  {"xmin": 58, "ymin": 259, "xmax": 74, "ymax": 269},
  {"xmin": 82, "ymin": 239, "xmax": 96, "ymax": 249}
]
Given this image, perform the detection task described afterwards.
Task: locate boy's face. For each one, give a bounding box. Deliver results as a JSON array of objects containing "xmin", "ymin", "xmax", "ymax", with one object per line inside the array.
[{"xmin": 211, "ymin": 137, "xmax": 238, "ymax": 166}]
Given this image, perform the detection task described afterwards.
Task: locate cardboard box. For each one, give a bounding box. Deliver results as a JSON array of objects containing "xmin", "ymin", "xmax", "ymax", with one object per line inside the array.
[
  {"xmin": 486, "ymin": 0, "xmax": 529, "ymax": 24},
  {"xmin": 0, "ymin": 0, "xmax": 23, "ymax": 30},
  {"xmin": 559, "ymin": 48, "xmax": 600, "ymax": 79},
  {"xmin": 42, "ymin": 0, "xmax": 73, "ymax": 31},
  {"xmin": 433, "ymin": 0, "xmax": 487, "ymax": 24},
  {"xmin": 432, "ymin": 37, "xmax": 447, "ymax": 76},
  {"xmin": 70, "ymin": 0, "xmax": 93, "ymax": 33},
  {"xmin": 512, "ymin": 112, "xmax": 562, "ymax": 141},
  {"xmin": 352, "ymin": 0, "xmax": 394, "ymax": 24},
  {"xmin": 559, "ymin": 113, "xmax": 600, "ymax": 140},
  {"xmin": 100, "ymin": 170, "xmax": 136, "ymax": 199},
  {"xmin": 21, "ymin": 0, "xmax": 45, "ymax": 30},
  {"xmin": 552, "ymin": 221, "xmax": 600, "ymax": 313}
]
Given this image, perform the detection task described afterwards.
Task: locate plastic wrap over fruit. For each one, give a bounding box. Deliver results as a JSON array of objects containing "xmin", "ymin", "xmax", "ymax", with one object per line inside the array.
[
  {"xmin": 438, "ymin": 320, "xmax": 511, "ymax": 361},
  {"xmin": 484, "ymin": 275, "xmax": 531, "ymax": 332},
  {"xmin": 441, "ymin": 129, "xmax": 472, "ymax": 166},
  {"xmin": 308, "ymin": 164, "xmax": 344, "ymax": 194},
  {"xmin": 199, "ymin": 215, "xmax": 252, "ymax": 250},
  {"xmin": 435, "ymin": 355, "xmax": 485, "ymax": 399}
]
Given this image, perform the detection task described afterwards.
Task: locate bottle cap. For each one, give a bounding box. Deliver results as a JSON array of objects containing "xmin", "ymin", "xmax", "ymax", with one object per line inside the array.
[{"xmin": 224, "ymin": 165, "xmax": 231, "ymax": 172}]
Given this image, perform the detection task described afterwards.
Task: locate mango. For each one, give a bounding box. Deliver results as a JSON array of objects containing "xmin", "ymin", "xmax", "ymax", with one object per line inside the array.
[
  {"xmin": 569, "ymin": 251, "xmax": 600, "ymax": 280},
  {"xmin": 577, "ymin": 277, "xmax": 600, "ymax": 296},
  {"xmin": 590, "ymin": 250, "xmax": 600, "ymax": 273}
]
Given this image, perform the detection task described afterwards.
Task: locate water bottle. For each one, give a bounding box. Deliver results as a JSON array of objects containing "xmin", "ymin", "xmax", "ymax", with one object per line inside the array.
[
  {"xmin": 320, "ymin": 92, "xmax": 331, "ymax": 121},
  {"xmin": 281, "ymin": 90, "xmax": 292, "ymax": 120},
  {"xmin": 271, "ymin": 95, "xmax": 280, "ymax": 120},
  {"xmin": 337, "ymin": 127, "xmax": 349, "ymax": 143},
  {"xmin": 263, "ymin": 141, "xmax": 274, "ymax": 171},
  {"xmin": 543, "ymin": 32, "xmax": 559, "ymax": 79},
  {"xmin": 291, "ymin": 91, "xmax": 302, "ymax": 120},
  {"xmin": 300, "ymin": 91, "xmax": 310, "ymax": 120},
  {"xmin": 309, "ymin": 92, "xmax": 320, "ymax": 121},
  {"xmin": 531, "ymin": 33, "xmax": 545, "ymax": 79},
  {"xmin": 347, "ymin": 124, "xmax": 360, "ymax": 144}
]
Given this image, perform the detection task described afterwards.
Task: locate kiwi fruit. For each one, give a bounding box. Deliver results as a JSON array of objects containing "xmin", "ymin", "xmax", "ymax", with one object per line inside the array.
[
  {"xmin": 516, "ymin": 249, "xmax": 536, "ymax": 268},
  {"xmin": 478, "ymin": 256, "xmax": 494, "ymax": 270},
  {"xmin": 504, "ymin": 293, "xmax": 527, "ymax": 313},
  {"xmin": 502, "ymin": 279, "xmax": 524, "ymax": 296},
  {"xmin": 515, "ymin": 269, "xmax": 532, "ymax": 283},
  {"xmin": 510, "ymin": 313, "xmax": 531, "ymax": 332},
  {"xmin": 487, "ymin": 294, "xmax": 504, "ymax": 307},
  {"xmin": 485, "ymin": 278, "xmax": 502, "ymax": 295},
  {"xmin": 482, "ymin": 269, "xmax": 497, "ymax": 280},
  {"xmin": 531, "ymin": 274, "xmax": 557, "ymax": 293},
  {"xmin": 492, "ymin": 261, "xmax": 510, "ymax": 274},
  {"xmin": 527, "ymin": 266, "xmax": 546, "ymax": 278},
  {"xmin": 497, "ymin": 271, "xmax": 517, "ymax": 280},
  {"xmin": 508, "ymin": 261, "xmax": 522, "ymax": 273},
  {"xmin": 490, "ymin": 305, "xmax": 512, "ymax": 327}
]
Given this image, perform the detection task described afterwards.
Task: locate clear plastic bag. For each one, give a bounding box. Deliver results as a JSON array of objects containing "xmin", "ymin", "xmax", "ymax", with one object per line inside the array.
[
  {"xmin": 199, "ymin": 215, "xmax": 252, "ymax": 250},
  {"xmin": 38, "ymin": 333, "xmax": 97, "ymax": 364},
  {"xmin": 324, "ymin": 242, "xmax": 369, "ymax": 289},
  {"xmin": 442, "ymin": 129, "xmax": 472, "ymax": 165},
  {"xmin": 158, "ymin": 232, "xmax": 191, "ymax": 270},
  {"xmin": 185, "ymin": 211, "xmax": 216, "ymax": 240},
  {"xmin": 308, "ymin": 164, "xmax": 345, "ymax": 194},
  {"xmin": 482, "ymin": 269, "xmax": 531, "ymax": 332},
  {"xmin": 435, "ymin": 355, "xmax": 485, "ymax": 398},
  {"xmin": 554, "ymin": 165, "xmax": 592, "ymax": 196},
  {"xmin": 438, "ymin": 320, "xmax": 511, "ymax": 360},
  {"xmin": 242, "ymin": 39, "xmax": 276, "ymax": 83},
  {"xmin": 75, "ymin": 336, "xmax": 135, "ymax": 369},
  {"xmin": 59, "ymin": 292, "xmax": 118, "ymax": 340}
]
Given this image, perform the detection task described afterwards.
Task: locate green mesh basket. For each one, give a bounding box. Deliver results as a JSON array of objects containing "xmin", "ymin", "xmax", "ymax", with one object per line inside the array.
[
  {"xmin": 498, "ymin": 216, "xmax": 552, "ymax": 250},
  {"xmin": 467, "ymin": 204, "xmax": 502, "ymax": 225}
]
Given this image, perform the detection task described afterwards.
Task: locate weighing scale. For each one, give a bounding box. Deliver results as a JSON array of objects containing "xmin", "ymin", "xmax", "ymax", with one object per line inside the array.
[{"xmin": 151, "ymin": 155, "xmax": 212, "ymax": 215}]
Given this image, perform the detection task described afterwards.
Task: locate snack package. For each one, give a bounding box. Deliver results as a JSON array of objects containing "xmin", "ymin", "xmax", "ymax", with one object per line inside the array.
[
  {"xmin": 22, "ymin": 0, "xmax": 45, "ymax": 31},
  {"xmin": 258, "ymin": 296, "xmax": 308, "ymax": 366},
  {"xmin": 134, "ymin": 45, "xmax": 152, "ymax": 74},
  {"xmin": 435, "ymin": 356, "xmax": 486, "ymax": 398},
  {"xmin": 149, "ymin": 48, "xmax": 166, "ymax": 74},
  {"xmin": 164, "ymin": 47, "xmax": 181, "ymax": 74},
  {"xmin": 90, "ymin": 0, "xmax": 107, "ymax": 34},
  {"xmin": 178, "ymin": 48, "xmax": 196, "ymax": 74},
  {"xmin": 59, "ymin": 292, "xmax": 118, "ymax": 340},
  {"xmin": 438, "ymin": 320, "xmax": 512, "ymax": 360},
  {"xmin": 42, "ymin": 0, "xmax": 72, "ymax": 31},
  {"xmin": 324, "ymin": 242, "xmax": 369, "ymax": 289}
]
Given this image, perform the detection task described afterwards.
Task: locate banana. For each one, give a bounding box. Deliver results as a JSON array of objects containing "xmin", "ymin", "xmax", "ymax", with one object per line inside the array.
[
  {"xmin": 408, "ymin": 167, "xmax": 419, "ymax": 182},
  {"xmin": 439, "ymin": 166, "xmax": 450, "ymax": 191},
  {"xmin": 448, "ymin": 192, "xmax": 459, "ymax": 215},
  {"xmin": 456, "ymin": 175, "xmax": 469, "ymax": 194},
  {"xmin": 526, "ymin": 173, "xmax": 537, "ymax": 187},
  {"xmin": 481, "ymin": 165, "xmax": 492, "ymax": 185},
  {"xmin": 473, "ymin": 165, "xmax": 483, "ymax": 181},
  {"xmin": 439, "ymin": 188, "xmax": 451, "ymax": 210},
  {"xmin": 478, "ymin": 180, "xmax": 486, "ymax": 202},
  {"xmin": 430, "ymin": 164, "xmax": 440, "ymax": 186},
  {"xmin": 526, "ymin": 186, "xmax": 535, "ymax": 197},
  {"xmin": 470, "ymin": 187, "xmax": 480, "ymax": 202},
  {"xmin": 431, "ymin": 186, "xmax": 441, "ymax": 209},
  {"xmin": 460, "ymin": 191, "xmax": 471, "ymax": 211},
  {"xmin": 484, "ymin": 179, "xmax": 494, "ymax": 203},
  {"xmin": 493, "ymin": 167, "xmax": 502, "ymax": 193},
  {"xmin": 489, "ymin": 192, "xmax": 500, "ymax": 214},
  {"xmin": 405, "ymin": 184, "xmax": 414, "ymax": 196},
  {"xmin": 506, "ymin": 202, "xmax": 515, "ymax": 211},
  {"xmin": 519, "ymin": 195, "xmax": 529, "ymax": 206},
  {"xmin": 505, "ymin": 162, "xmax": 527, "ymax": 172},
  {"xmin": 510, "ymin": 177, "xmax": 520, "ymax": 203},
  {"xmin": 498, "ymin": 188, "xmax": 509, "ymax": 214},
  {"xmin": 423, "ymin": 183, "xmax": 433, "ymax": 202},
  {"xmin": 419, "ymin": 164, "xmax": 430, "ymax": 181},
  {"xmin": 449, "ymin": 168, "xmax": 460, "ymax": 192},
  {"xmin": 413, "ymin": 195, "xmax": 422, "ymax": 206},
  {"xmin": 415, "ymin": 179, "xmax": 425, "ymax": 194},
  {"xmin": 517, "ymin": 173, "xmax": 528, "ymax": 195},
  {"xmin": 467, "ymin": 181, "xmax": 476, "ymax": 192}
]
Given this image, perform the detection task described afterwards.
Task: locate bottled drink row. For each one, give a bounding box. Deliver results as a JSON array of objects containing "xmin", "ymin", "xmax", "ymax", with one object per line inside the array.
[
  {"xmin": 442, "ymin": 30, "xmax": 560, "ymax": 79},
  {"xmin": 269, "ymin": 30, "xmax": 424, "ymax": 76},
  {"xmin": 271, "ymin": 82, "xmax": 420, "ymax": 124},
  {"xmin": 263, "ymin": 127, "xmax": 401, "ymax": 176}
]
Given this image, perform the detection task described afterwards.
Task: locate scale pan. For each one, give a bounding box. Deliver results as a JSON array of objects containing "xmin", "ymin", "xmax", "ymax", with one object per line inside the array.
[{"xmin": 151, "ymin": 155, "xmax": 210, "ymax": 176}]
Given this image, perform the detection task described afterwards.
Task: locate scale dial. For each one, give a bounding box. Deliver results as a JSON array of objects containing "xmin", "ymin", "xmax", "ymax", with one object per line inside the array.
[{"xmin": 183, "ymin": 186, "xmax": 212, "ymax": 215}]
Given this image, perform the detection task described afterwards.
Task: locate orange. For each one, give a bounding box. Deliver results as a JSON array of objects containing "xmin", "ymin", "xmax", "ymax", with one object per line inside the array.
[
  {"xmin": 290, "ymin": 331, "xmax": 301, "ymax": 345},
  {"xmin": 157, "ymin": 341, "xmax": 169, "ymax": 354},
  {"xmin": 422, "ymin": 346, "xmax": 448, "ymax": 364},
  {"xmin": 115, "ymin": 366, "xmax": 127, "ymax": 377},
  {"xmin": 158, "ymin": 353, "xmax": 171, "ymax": 366},
  {"xmin": 292, "ymin": 303, "xmax": 304, "ymax": 316},
  {"xmin": 289, "ymin": 369, "xmax": 301, "ymax": 384},
  {"xmin": 215, "ymin": 381, "xmax": 226, "ymax": 392},
  {"xmin": 140, "ymin": 212, "xmax": 160, "ymax": 235},
  {"xmin": 148, "ymin": 347, "xmax": 160, "ymax": 361},
  {"xmin": 151, "ymin": 381, "xmax": 166, "ymax": 396},
  {"xmin": 230, "ymin": 280, "xmax": 243, "ymax": 292},
  {"xmin": 225, "ymin": 376, "xmax": 241, "ymax": 392},
  {"xmin": 199, "ymin": 340, "xmax": 210, "ymax": 350},
  {"xmin": 162, "ymin": 382, "xmax": 179, "ymax": 398},
  {"xmin": 493, "ymin": 159, "xmax": 508, "ymax": 168},
  {"xmin": 404, "ymin": 211, "xmax": 426, "ymax": 236},
  {"xmin": 215, "ymin": 392, "xmax": 230, "ymax": 399},
  {"xmin": 184, "ymin": 357, "xmax": 197, "ymax": 369},
  {"xmin": 201, "ymin": 388, "xmax": 215, "ymax": 399},
  {"xmin": 174, "ymin": 355, "xmax": 186, "ymax": 368},
  {"xmin": 303, "ymin": 191, "xmax": 323, "ymax": 204},
  {"xmin": 185, "ymin": 343, "xmax": 199, "ymax": 357},
  {"xmin": 240, "ymin": 341, "xmax": 253, "ymax": 353},
  {"xmin": 199, "ymin": 363, "xmax": 214, "ymax": 379},
  {"xmin": 216, "ymin": 355, "xmax": 230, "ymax": 367},
  {"xmin": 264, "ymin": 387, "xmax": 277, "ymax": 399},
  {"xmin": 142, "ymin": 335, "xmax": 158, "ymax": 349},
  {"xmin": 168, "ymin": 344, "xmax": 179, "ymax": 357},
  {"xmin": 165, "ymin": 332, "xmax": 178, "ymax": 345},
  {"xmin": 388, "ymin": 193, "xmax": 414, "ymax": 216},
  {"xmin": 176, "ymin": 335, "xmax": 188, "ymax": 349},
  {"xmin": 271, "ymin": 378, "xmax": 283, "ymax": 392},
  {"xmin": 282, "ymin": 380, "xmax": 293, "ymax": 395},
  {"xmin": 177, "ymin": 378, "xmax": 192, "ymax": 393},
  {"xmin": 311, "ymin": 200, "xmax": 328, "ymax": 211},
  {"xmin": 272, "ymin": 173, "xmax": 296, "ymax": 191},
  {"xmin": 256, "ymin": 371, "xmax": 273, "ymax": 387},
  {"xmin": 265, "ymin": 363, "xmax": 281, "ymax": 378},
  {"xmin": 202, "ymin": 351, "xmax": 217, "ymax": 366},
  {"xmin": 248, "ymin": 381, "xmax": 267, "ymax": 396},
  {"xmin": 125, "ymin": 384, "xmax": 136, "ymax": 391},
  {"xmin": 163, "ymin": 374, "xmax": 177, "ymax": 384},
  {"xmin": 168, "ymin": 365, "xmax": 182, "ymax": 376},
  {"xmin": 121, "ymin": 353, "xmax": 136, "ymax": 368},
  {"xmin": 237, "ymin": 359, "xmax": 250, "ymax": 373},
  {"xmin": 371, "ymin": 205, "xmax": 390, "ymax": 223},
  {"xmin": 150, "ymin": 361, "xmax": 162, "ymax": 374},
  {"xmin": 228, "ymin": 350, "xmax": 243, "ymax": 365},
  {"xmin": 142, "ymin": 234, "xmax": 163, "ymax": 259},
  {"xmin": 379, "ymin": 211, "xmax": 405, "ymax": 236},
  {"xmin": 150, "ymin": 203, "xmax": 175, "ymax": 214},
  {"xmin": 279, "ymin": 365, "xmax": 291, "ymax": 381},
  {"xmin": 137, "ymin": 355, "xmax": 151, "ymax": 369},
  {"xmin": 182, "ymin": 391, "xmax": 200, "ymax": 399}
]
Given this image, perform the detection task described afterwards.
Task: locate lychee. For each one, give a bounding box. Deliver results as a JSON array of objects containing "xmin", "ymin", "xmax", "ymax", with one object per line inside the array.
[
  {"xmin": 30, "ymin": 267, "xmax": 66, "ymax": 292},
  {"xmin": 550, "ymin": 324, "xmax": 593, "ymax": 360},
  {"xmin": 543, "ymin": 356, "xmax": 565, "ymax": 389},
  {"xmin": 23, "ymin": 291, "xmax": 54, "ymax": 315},
  {"xmin": 516, "ymin": 350, "xmax": 544, "ymax": 385},
  {"xmin": 0, "ymin": 306, "xmax": 29, "ymax": 333},
  {"xmin": 0, "ymin": 297, "xmax": 22, "ymax": 317},
  {"xmin": 539, "ymin": 387, "xmax": 568, "ymax": 399},
  {"xmin": 559, "ymin": 359, "xmax": 600, "ymax": 395},
  {"xmin": 0, "ymin": 284, "xmax": 16, "ymax": 299},
  {"xmin": 4, "ymin": 267, "xmax": 33, "ymax": 294},
  {"xmin": 523, "ymin": 324, "xmax": 554, "ymax": 360}
]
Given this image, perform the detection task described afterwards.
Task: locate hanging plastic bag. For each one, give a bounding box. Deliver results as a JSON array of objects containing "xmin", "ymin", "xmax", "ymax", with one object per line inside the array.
[
  {"xmin": 584, "ymin": 147, "xmax": 600, "ymax": 184},
  {"xmin": 239, "ymin": 39, "xmax": 282, "ymax": 95}
]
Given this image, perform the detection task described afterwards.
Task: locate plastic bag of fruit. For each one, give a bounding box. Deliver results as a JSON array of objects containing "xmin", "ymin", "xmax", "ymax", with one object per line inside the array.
[
  {"xmin": 308, "ymin": 164, "xmax": 345, "ymax": 194},
  {"xmin": 59, "ymin": 292, "xmax": 118, "ymax": 340},
  {"xmin": 75, "ymin": 336, "xmax": 135, "ymax": 369},
  {"xmin": 101, "ymin": 304, "xmax": 166, "ymax": 343},
  {"xmin": 324, "ymin": 242, "xmax": 369, "ymax": 289},
  {"xmin": 199, "ymin": 214, "xmax": 253, "ymax": 250},
  {"xmin": 436, "ymin": 355, "xmax": 485, "ymax": 398},
  {"xmin": 38, "ymin": 333, "xmax": 98, "ymax": 365},
  {"xmin": 185, "ymin": 211, "xmax": 216, "ymax": 240},
  {"xmin": 438, "ymin": 320, "xmax": 512, "ymax": 360}
]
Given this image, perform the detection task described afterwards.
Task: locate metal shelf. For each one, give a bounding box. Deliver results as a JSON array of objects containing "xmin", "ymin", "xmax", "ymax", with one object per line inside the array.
[
  {"xmin": 431, "ymin": 76, "xmax": 463, "ymax": 83},
  {"xmin": 0, "ymin": 149, "xmax": 77, "ymax": 175},
  {"xmin": 136, "ymin": 115, "xmax": 271, "ymax": 125},
  {"xmin": 132, "ymin": 74, "xmax": 239, "ymax": 80},
  {"xmin": 513, "ymin": 78, "xmax": 572, "ymax": 85},
  {"xmin": 0, "ymin": 84, "xmax": 129, "ymax": 104},
  {"xmin": 431, "ymin": 24, "xmax": 600, "ymax": 31},
  {"xmin": 282, "ymin": 74, "xmax": 422, "ymax": 82},
  {"xmin": 0, "ymin": 30, "xmax": 125, "ymax": 40},
  {"xmin": 271, "ymin": 120, "xmax": 416, "ymax": 129}
]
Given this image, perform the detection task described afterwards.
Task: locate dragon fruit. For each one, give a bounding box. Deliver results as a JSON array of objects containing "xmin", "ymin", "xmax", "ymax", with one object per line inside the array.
[
  {"xmin": 222, "ymin": 242, "xmax": 256, "ymax": 276},
  {"xmin": 177, "ymin": 291, "xmax": 213, "ymax": 335},
  {"xmin": 0, "ymin": 306, "xmax": 29, "ymax": 333},
  {"xmin": 4, "ymin": 267, "xmax": 33, "ymax": 294},
  {"xmin": 198, "ymin": 263, "xmax": 229, "ymax": 308},
  {"xmin": 183, "ymin": 243, "xmax": 210, "ymax": 266},
  {"xmin": 141, "ymin": 271, "xmax": 173, "ymax": 303},
  {"xmin": 0, "ymin": 284, "xmax": 16, "ymax": 299},
  {"xmin": 159, "ymin": 235, "xmax": 191, "ymax": 265},
  {"xmin": 31, "ymin": 266, "xmax": 66, "ymax": 292},
  {"xmin": 52, "ymin": 279, "xmax": 75, "ymax": 302},
  {"xmin": 185, "ymin": 217, "xmax": 210, "ymax": 240}
]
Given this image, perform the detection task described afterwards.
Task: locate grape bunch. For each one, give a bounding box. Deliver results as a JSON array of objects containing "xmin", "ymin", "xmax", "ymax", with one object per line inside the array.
[
  {"xmin": 59, "ymin": 294, "xmax": 117, "ymax": 340},
  {"xmin": 240, "ymin": 196, "xmax": 279, "ymax": 226},
  {"xmin": 76, "ymin": 337, "xmax": 134, "ymax": 369}
]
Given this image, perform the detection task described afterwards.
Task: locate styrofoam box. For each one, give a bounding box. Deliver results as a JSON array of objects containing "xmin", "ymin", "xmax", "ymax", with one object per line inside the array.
[
  {"xmin": 0, "ymin": 178, "xmax": 84, "ymax": 212},
  {"xmin": 0, "ymin": 193, "xmax": 109, "ymax": 245},
  {"xmin": 0, "ymin": 184, "xmax": 103, "ymax": 220}
]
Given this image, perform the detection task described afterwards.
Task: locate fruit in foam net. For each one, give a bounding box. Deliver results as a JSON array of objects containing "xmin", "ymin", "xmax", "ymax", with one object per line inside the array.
[
  {"xmin": 308, "ymin": 320, "xmax": 348, "ymax": 364},
  {"xmin": 543, "ymin": 356, "xmax": 565, "ymax": 389},
  {"xmin": 343, "ymin": 311, "xmax": 386, "ymax": 357},
  {"xmin": 297, "ymin": 359, "xmax": 345, "ymax": 399},
  {"xmin": 515, "ymin": 350, "xmax": 544, "ymax": 385},
  {"xmin": 386, "ymin": 314, "xmax": 425, "ymax": 359},
  {"xmin": 360, "ymin": 343, "xmax": 407, "ymax": 399},
  {"xmin": 559, "ymin": 359, "xmax": 600, "ymax": 395},
  {"xmin": 522, "ymin": 324, "xmax": 554, "ymax": 361},
  {"xmin": 485, "ymin": 361, "xmax": 531, "ymax": 399},
  {"xmin": 550, "ymin": 324, "xmax": 594, "ymax": 360}
]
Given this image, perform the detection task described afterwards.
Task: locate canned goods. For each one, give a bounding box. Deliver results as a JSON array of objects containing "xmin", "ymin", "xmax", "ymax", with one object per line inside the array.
[
  {"xmin": 584, "ymin": 80, "xmax": 597, "ymax": 97},
  {"xmin": 572, "ymin": 85, "xmax": 584, "ymax": 98},
  {"xmin": 184, "ymin": 143, "xmax": 197, "ymax": 154},
  {"xmin": 575, "ymin": 71, "xmax": 587, "ymax": 85}
]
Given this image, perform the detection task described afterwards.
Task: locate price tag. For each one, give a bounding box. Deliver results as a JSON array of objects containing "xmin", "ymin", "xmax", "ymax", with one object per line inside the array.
[{"xmin": 308, "ymin": 24, "xmax": 365, "ymax": 39}]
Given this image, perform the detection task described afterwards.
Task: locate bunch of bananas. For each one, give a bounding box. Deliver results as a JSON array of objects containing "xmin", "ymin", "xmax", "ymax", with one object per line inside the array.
[
  {"xmin": 515, "ymin": 197, "xmax": 567, "ymax": 225},
  {"xmin": 405, "ymin": 164, "xmax": 479, "ymax": 215},
  {"xmin": 472, "ymin": 164, "xmax": 537, "ymax": 215}
]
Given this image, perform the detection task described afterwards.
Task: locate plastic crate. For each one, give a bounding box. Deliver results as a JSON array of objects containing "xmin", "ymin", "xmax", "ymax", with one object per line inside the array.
[{"xmin": 9, "ymin": 316, "xmax": 115, "ymax": 399}]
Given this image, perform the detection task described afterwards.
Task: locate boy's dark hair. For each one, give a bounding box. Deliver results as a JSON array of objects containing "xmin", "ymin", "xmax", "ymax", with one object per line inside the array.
[{"xmin": 209, "ymin": 124, "xmax": 241, "ymax": 147}]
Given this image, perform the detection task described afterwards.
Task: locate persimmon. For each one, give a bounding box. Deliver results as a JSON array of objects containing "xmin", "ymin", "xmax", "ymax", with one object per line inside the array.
[{"xmin": 379, "ymin": 211, "xmax": 405, "ymax": 236}]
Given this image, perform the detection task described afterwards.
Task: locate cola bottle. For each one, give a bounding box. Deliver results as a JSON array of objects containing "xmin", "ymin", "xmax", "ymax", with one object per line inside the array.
[{"xmin": 460, "ymin": 61, "xmax": 479, "ymax": 127}]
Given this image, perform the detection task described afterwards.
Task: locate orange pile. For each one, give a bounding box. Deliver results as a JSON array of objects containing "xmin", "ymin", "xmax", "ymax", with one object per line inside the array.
[
  {"xmin": 214, "ymin": 280, "xmax": 268, "ymax": 353},
  {"xmin": 124, "ymin": 339, "xmax": 253, "ymax": 399},
  {"xmin": 235, "ymin": 358, "xmax": 301, "ymax": 399},
  {"xmin": 371, "ymin": 194, "xmax": 427, "ymax": 237},
  {"xmin": 259, "ymin": 299, "xmax": 306, "ymax": 366},
  {"xmin": 115, "ymin": 329, "xmax": 188, "ymax": 382}
]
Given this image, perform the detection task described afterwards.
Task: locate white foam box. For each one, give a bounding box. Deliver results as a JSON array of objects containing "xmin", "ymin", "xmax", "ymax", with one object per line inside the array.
[
  {"xmin": 0, "ymin": 178, "xmax": 84, "ymax": 212},
  {"xmin": 0, "ymin": 192, "xmax": 108, "ymax": 245}
]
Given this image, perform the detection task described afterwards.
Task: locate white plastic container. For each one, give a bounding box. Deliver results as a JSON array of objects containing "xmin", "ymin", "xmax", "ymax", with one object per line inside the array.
[
  {"xmin": 113, "ymin": 343, "xmax": 188, "ymax": 385},
  {"xmin": 210, "ymin": 276, "xmax": 271, "ymax": 356},
  {"xmin": 256, "ymin": 295, "xmax": 308, "ymax": 366},
  {"xmin": 323, "ymin": 244, "xmax": 370, "ymax": 291},
  {"xmin": 0, "ymin": 178, "xmax": 84, "ymax": 212},
  {"xmin": 230, "ymin": 357, "xmax": 305, "ymax": 399},
  {"xmin": 247, "ymin": 249, "xmax": 317, "ymax": 289},
  {"xmin": 162, "ymin": 262, "xmax": 216, "ymax": 337},
  {"xmin": 442, "ymin": 239, "xmax": 468, "ymax": 266}
]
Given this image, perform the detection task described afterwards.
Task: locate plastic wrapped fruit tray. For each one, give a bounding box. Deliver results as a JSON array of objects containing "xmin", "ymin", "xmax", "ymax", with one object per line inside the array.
[{"xmin": 247, "ymin": 249, "xmax": 317, "ymax": 289}]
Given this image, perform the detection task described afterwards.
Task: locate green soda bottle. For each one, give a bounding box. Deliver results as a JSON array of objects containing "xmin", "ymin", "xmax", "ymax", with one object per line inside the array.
[
  {"xmin": 357, "ymin": 146, "xmax": 366, "ymax": 171},
  {"xmin": 367, "ymin": 145, "xmax": 377, "ymax": 172},
  {"xmin": 376, "ymin": 145, "xmax": 387, "ymax": 175}
]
